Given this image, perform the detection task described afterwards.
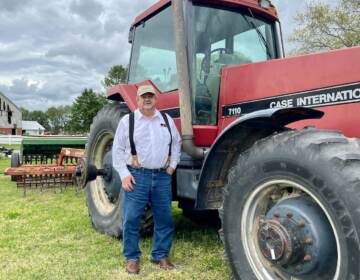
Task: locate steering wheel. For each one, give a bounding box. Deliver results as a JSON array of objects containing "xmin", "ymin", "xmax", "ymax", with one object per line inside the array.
[{"xmin": 200, "ymin": 47, "xmax": 227, "ymax": 78}]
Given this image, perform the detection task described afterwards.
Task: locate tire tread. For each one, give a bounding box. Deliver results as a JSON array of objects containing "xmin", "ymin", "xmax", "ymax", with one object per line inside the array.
[{"xmin": 221, "ymin": 128, "xmax": 360, "ymax": 279}]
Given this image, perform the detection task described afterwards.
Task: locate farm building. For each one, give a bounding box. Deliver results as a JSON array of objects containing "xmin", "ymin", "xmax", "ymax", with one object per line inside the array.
[
  {"xmin": 0, "ymin": 92, "xmax": 22, "ymax": 135},
  {"xmin": 22, "ymin": 120, "xmax": 45, "ymax": 136}
]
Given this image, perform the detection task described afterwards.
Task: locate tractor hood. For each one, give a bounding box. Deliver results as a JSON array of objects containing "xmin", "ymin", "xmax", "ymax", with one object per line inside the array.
[{"xmin": 218, "ymin": 46, "xmax": 360, "ymax": 137}]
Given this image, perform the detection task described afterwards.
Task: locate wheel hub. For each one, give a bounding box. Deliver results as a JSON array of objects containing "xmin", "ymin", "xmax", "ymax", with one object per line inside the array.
[
  {"xmin": 257, "ymin": 196, "xmax": 336, "ymax": 275},
  {"xmin": 101, "ymin": 150, "xmax": 120, "ymax": 202},
  {"xmin": 258, "ymin": 220, "xmax": 293, "ymax": 263}
]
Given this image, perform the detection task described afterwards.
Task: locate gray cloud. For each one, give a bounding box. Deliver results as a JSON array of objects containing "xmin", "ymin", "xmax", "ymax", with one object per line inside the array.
[
  {"xmin": 70, "ymin": 0, "xmax": 104, "ymax": 20},
  {"xmin": 0, "ymin": 0, "xmax": 28, "ymax": 13},
  {"xmin": 0, "ymin": 0, "xmax": 156, "ymax": 110},
  {"xmin": 0, "ymin": 0, "xmax": 319, "ymax": 111}
]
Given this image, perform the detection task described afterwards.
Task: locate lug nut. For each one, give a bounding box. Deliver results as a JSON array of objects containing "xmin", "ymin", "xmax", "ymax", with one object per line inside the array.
[
  {"xmin": 304, "ymin": 254, "xmax": 312, "ymax": 262},
  {"xmin": 304, "ymin": 238, "xmax": 313, "ymax": 245},
  {"xmin": 298, "ymin": 220, "xmax": 305, "ymax": 227},
  {"xmin": 286, "ymin": 212, "xmax": 293, "ymax": 218},
  {"xmin": 295, "ymin": 264, "xmax": 302, "ymax": 272}
]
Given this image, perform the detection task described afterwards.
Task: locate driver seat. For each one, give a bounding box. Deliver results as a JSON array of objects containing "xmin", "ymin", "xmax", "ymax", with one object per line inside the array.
[{"xmin": 205, "ymin": 53, "xmax": 252, "ymax": 122}]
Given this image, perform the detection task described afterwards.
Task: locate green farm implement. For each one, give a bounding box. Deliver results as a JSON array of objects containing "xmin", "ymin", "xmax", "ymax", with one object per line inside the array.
[{"xmin": 20, "ymin": 136, "xmax": 87, "ymax": 164}]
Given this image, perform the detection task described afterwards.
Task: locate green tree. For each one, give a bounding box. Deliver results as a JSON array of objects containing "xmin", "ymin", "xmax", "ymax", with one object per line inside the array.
[
  {"xmin": 47, "ymin": 105, "xmax": 71, "ymax": 134},
  {"xmin": 20, "ymin": 107, "xmax": 31, "ymax": 121},
  {"xmin": 102, "ymin": 65, "xmax": 128, "ymax": 88},
  {"xmin": 290, "ymin": 0, "xmax": 360, "ymax": 54},
  {"xmin": 65, "ymin": 88, "xmax": 106, "ymax": 134},
  {"xmin": 21, "ymin": 108, "xmax": 50, "ymax": 131}
]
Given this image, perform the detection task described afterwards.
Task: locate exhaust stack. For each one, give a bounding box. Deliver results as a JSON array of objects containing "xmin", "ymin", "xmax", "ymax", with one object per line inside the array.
[{"xmin": 172, "ymin": 0, "xmax": 205, "ymax": 159}]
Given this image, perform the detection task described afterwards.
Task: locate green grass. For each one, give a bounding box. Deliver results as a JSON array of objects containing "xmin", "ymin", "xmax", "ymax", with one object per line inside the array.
[
  {"xmin": 0, "ymin": 144, "xmax": 21, "ymax": 151},
  {"xmin": 0, "ymin": 158, "xmax": 230, "ymax": 280},
  {"xmin": 0, "ymin": 157, "xmax": 10, "ymax": 173}
]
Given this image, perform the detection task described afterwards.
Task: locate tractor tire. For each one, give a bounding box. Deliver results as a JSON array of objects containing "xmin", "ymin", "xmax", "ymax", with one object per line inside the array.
[
  {"xmin": 10, "ymin": 152, "xmax": 20, "ymax": 181},
  {"xmin": 221, "ymin": 128, "xmax": 360, "ymax": 280},
  {"xmin": 85, "ymin": 102, "xmax": 153, "ymax": 238}
]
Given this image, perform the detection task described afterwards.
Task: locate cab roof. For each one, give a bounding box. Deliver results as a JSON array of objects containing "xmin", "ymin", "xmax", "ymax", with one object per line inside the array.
[{"xmin": 133, "ymin": 0, "xmax": 278, "ymax": 27}]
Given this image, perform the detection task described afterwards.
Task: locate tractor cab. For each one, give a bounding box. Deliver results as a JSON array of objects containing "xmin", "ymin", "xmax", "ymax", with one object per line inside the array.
[{"xmin": 127, "ymin": 0, "xmax": 282, "ymax": 125}]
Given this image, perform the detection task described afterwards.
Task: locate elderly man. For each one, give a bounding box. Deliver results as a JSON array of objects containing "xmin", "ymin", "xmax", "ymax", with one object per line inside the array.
[{"xmin": 112, "ymin": 85, "xmax": 181, "ymax": 274}]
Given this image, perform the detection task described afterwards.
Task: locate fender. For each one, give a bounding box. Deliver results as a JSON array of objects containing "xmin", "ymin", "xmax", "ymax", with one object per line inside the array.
[{"xmin": 195, "ymin": 107, "xmax": 324, "ymax": 210}]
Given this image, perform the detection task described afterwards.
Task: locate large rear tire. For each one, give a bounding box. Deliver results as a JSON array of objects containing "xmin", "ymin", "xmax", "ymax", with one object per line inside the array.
[
  {"xmin": 222, "ymin": 128, "xmax": 360, "ymax": 280},
  {"xmin": 85, "ymin": 103, "xmax": 153, "ymax": 238}
]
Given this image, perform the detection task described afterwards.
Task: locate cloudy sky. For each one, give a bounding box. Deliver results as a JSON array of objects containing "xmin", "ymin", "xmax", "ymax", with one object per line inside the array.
[{"xmin": 0, "ymin": 0, "xmax": 329, "ymax": 111}]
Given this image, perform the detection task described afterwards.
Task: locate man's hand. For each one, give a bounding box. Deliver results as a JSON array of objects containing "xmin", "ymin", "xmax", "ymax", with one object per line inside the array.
[
  {"xmin": 166, "ymin": 166, "xmax": 175, "ymax": 176},
  {"xmin": 121, "ymin": 175, "xmax": 136, "ymax": 192}
]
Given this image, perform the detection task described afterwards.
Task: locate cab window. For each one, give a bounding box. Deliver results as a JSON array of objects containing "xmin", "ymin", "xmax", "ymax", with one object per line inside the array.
[{"xmin": 128, "ymin": 6, "xmax": 177, "ymax": 93}]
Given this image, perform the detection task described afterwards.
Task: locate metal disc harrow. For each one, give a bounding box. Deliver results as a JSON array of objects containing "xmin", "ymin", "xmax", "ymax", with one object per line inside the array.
[{"xmin": 5, "ymin": 148, "xmax": 84, "ymax": 195}]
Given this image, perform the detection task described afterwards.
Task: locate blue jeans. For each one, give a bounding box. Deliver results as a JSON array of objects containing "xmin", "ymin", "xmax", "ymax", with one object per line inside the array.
[{"xmin": 122, "ymin": 166, "xmax": 174, "ymax": 261}]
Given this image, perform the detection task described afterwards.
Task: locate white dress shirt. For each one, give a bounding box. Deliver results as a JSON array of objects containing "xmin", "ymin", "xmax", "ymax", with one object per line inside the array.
[{"xmin": 112, "ymin": 109, "xmax": 182, "ymax": 180}]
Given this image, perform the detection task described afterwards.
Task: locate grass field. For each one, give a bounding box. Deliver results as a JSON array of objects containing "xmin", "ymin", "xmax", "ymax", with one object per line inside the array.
[
  {"xmin": 0, "ymin": 156, "xmax": 231, "ymax": 280},
  {"xmin": 0, "ymin": 144, "xmax": 21, "ymax": 151}
]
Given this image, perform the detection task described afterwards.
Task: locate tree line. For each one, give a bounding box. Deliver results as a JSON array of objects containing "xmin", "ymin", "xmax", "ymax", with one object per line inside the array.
[{"xmin": 22, "ymin": 65, "xmax": 127, "ymax": 135}]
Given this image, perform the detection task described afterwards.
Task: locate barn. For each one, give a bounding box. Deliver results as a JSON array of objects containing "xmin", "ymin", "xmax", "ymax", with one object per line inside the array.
[{"xmin": 0, "ymin": 92, "xmax": 22, "ymax": 135}]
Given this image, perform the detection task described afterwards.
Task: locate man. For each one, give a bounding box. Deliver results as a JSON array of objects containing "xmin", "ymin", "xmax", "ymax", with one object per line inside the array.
[{"xmin": 112, "ymin": 85, "xmax": 181, "ymax": 274}]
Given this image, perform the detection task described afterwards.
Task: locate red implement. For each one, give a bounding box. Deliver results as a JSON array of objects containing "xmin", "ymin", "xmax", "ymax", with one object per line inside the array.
[{"xmin": 5, "ymin": 148, "xmax": 85, "ymax": 194}]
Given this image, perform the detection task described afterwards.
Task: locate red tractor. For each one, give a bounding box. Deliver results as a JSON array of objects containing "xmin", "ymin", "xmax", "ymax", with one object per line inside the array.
[{"xmin": 79, "ymin": 0, "xmax": 360, "ymax": 279}]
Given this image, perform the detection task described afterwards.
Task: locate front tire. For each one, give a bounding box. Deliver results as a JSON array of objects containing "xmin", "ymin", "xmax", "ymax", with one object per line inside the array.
[
  {"xmin": 85, "ymin": 103, "xmax": 153, "ymax": 238},
  {"xmin": 222, "ymin": 128, "xmax": 360, "ymax": 280}
]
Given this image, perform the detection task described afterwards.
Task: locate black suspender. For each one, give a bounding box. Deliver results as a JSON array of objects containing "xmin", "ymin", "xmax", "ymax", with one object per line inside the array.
[
  {"xmin": 129, "ymin": 112, "xmax": 136, "ymax": 157},
  {"xmin": 160, "ymin": 111, "xmax": 172, "ymax": 158},
  {"xmin": 129, "ymin": 112, "xmax": 141, "ymax": 167},
  {"xmin": 129, "ymin": 111, "xmax": 172, "ymax": 167}
]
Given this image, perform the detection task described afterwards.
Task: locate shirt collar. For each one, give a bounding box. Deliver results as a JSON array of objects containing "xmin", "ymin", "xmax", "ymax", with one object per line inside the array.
[{"xmin": 135, "ymin": 108, "xmax": 161, "ymax": 120}]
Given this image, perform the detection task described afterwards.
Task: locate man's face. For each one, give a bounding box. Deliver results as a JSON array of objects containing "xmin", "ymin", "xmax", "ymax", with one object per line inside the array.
[{"xmin": 137, "ymin": 93, "xmax": 157, "ymax": 111}]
